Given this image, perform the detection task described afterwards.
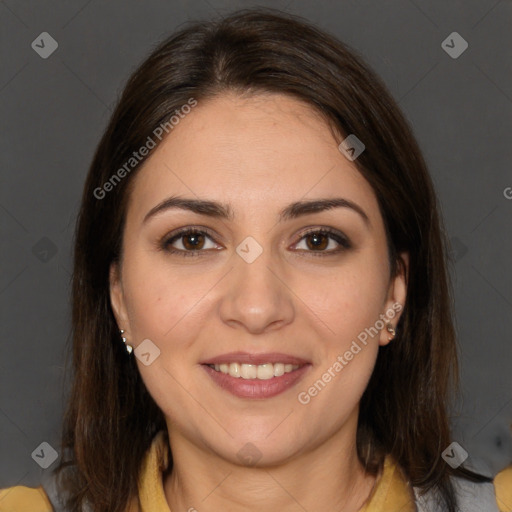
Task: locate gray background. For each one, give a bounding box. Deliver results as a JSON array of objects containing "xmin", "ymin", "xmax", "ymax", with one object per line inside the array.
[{"xmin": 1, "ymin": 0, "xmax": 511, "ymax": 489}]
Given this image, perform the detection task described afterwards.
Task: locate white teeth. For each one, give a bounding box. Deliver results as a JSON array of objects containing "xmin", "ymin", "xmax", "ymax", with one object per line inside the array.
[
  {"xmin": 210, "ymin": 362, "xmax": 301, "ymax": 379},
  {"xmin": 273, "ymin": 363, "xmax": 285, "ymax": 377},
  {"xmin": 228, "ymin": 362, "xmax": 241, "ymax": 378},
  {"xmin": 240, "ymin": 364, "xmax": 257, "ymax": 379},
  {"xmin": 257, "ymin": 363, "xmax": 274, "ymax": 380}
]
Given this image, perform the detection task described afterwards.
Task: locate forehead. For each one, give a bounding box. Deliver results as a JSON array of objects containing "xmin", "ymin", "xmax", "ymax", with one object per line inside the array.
[{"xmin": 124, "ymin": 92, "xmax": 381, "ymax": 227}]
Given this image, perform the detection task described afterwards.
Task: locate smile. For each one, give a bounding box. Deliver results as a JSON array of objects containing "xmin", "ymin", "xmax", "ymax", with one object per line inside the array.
[{"xmin": 202, "ymin": 363, "xmax": 311, "ymax": 399}]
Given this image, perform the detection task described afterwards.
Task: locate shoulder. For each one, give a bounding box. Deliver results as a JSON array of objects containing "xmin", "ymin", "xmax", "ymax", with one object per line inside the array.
[
  {"xmin": 0, "ymin": 484, "xmax": 53, "ymax": 511},
  {"xmin": 413, "ymin": 469, "xmax": 510, "ymax": 512},
  {"xmin": 494, "ymin": 465, "xmax": 512, "ymax": 512}
]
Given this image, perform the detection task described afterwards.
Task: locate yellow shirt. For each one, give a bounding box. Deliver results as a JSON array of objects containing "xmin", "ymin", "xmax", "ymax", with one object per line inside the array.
[{"xmin": 1, "ymin": 430, "xmax": 510, "ymax": 511}]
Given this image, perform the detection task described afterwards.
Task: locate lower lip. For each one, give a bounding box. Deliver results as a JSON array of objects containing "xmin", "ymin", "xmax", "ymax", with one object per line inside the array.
[{"xmin": 202, "ymin": 364, "xmax": 312, "ymax": 399}]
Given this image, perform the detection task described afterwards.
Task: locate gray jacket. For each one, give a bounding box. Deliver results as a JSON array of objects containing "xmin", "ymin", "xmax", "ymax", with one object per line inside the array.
[{"xmin": 413, "ymin": 477, "xmax": 500, "ymax": 512}]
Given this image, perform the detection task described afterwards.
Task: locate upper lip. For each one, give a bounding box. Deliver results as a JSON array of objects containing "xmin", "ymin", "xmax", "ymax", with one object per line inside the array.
[{"xmin": 200, "ymin": 351, "xmax": 310, "ymax": 366}]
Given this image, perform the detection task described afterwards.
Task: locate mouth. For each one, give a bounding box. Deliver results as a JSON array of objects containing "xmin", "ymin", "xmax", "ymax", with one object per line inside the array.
[{"xmin": 200, "ymin": 352, "xmax": 311, "ymax": 399}]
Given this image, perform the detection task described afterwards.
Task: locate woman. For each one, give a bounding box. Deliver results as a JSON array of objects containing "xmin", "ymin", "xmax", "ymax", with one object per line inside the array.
[{"xmin": 1, "ymin": 8, "xmax": 510, "ymax": 512}]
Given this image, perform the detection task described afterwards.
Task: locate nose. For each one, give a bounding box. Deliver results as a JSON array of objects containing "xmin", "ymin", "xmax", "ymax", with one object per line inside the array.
[{"xmin": 218, "ymin": 242, "xmax": 295, "ymax": 334}]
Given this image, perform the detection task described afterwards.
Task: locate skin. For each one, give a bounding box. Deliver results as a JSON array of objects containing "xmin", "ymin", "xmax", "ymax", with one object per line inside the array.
[{"xmin": 110, "ymin": 92, "xmax": 408, "ymax": 512}]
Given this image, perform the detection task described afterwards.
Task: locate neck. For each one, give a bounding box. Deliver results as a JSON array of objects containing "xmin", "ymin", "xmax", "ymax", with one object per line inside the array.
[{"xmin": 162, "ymin": 412, "xmax": 379, "ymax": 512}]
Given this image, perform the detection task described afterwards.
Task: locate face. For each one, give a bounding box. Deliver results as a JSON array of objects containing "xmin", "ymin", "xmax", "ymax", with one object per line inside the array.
[{"xmin": 110, "ymin": 92, "xmax": 408, "ymax": 466}]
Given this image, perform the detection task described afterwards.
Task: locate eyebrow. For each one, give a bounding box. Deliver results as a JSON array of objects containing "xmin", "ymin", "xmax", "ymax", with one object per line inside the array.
[{"xmin": 142, "ymin": 196, "xmax": 370, "ymax": 227}]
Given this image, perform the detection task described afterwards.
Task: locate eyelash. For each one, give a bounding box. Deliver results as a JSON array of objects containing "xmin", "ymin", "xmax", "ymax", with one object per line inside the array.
[{"xmin": 159, "ymin": 226, "xmax": 352, "ymax": 258}]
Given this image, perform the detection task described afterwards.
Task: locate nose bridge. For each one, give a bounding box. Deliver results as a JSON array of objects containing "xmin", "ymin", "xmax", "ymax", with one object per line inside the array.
[
  {"xmin": 235, "ymin": 235, "xmax": 276, "ymax": 287},
  {"xmin": 219, "ymin": 235, "xmax": 294, "ymax": 332}
]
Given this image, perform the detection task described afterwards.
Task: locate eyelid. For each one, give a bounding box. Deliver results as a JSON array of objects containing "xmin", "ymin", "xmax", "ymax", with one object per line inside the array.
[{"xmin": 166, "ymin": 225, "xmax": 218, "ymax": 240}]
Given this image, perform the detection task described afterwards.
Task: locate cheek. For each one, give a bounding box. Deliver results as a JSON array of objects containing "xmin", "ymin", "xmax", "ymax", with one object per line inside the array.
[
  {"xmin": 123, "ymin": 251, "xmax": 233, "ymax": 366},
  {"xmin": 121, "ymin": 259, "xmax": 211, "ymax": 418},
  {"xmin": 122, "ymin": 254, "xmax": 215, "ymax": 349},
  {"xmin": 296, "ymin": 256, "xmax": 388, "ymax": 341},
  {"xmin": 296, "ymin": 273, "xmax": 382, "ymax": 417}
]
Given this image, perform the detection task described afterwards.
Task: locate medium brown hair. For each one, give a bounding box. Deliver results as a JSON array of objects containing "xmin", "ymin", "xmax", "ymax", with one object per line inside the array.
[{"xmin": 52, "ymin": 8, "xmax": 491, "ymax": 511}]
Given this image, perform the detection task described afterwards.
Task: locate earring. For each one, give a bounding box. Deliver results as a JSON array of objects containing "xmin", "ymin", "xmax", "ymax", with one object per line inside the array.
[
  {"xmin": 119, "ymin": 329, "xmax": 133, "ymax": 354},
  {"xmin": 386, "ymin": 323, "xmax": 396, "ymax": 341}
]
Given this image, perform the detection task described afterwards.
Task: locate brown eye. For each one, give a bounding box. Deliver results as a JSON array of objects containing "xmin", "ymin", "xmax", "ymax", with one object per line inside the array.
[
  {"xmin": 294, "ymin": 228, "xmax": 351, "ymax": 255},
  {"xmin": 304, "ymin": 232, "xmax": 329, "ymax": 251},
  {"xmin": 161, "ymin": 228, "xmax": 220, "ymax": 257},
  {"xmin": 181, "ymin": 232, "xmax": 206, "ymax": 250}
]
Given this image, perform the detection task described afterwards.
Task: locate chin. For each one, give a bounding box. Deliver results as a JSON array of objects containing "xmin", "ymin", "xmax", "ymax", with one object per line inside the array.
[{"xmin": 213, "ymin": 431, "xmax": 304, "ymax": 468}]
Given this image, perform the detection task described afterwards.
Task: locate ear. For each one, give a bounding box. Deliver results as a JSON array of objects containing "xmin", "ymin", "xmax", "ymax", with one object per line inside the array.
[
  {"xmin": 109, "ymin": 261, "xmax": 130, "ymax": 334},
  {"xmin": 379, "ymin": 251, "xmax": 408, "ymax": 346}
]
